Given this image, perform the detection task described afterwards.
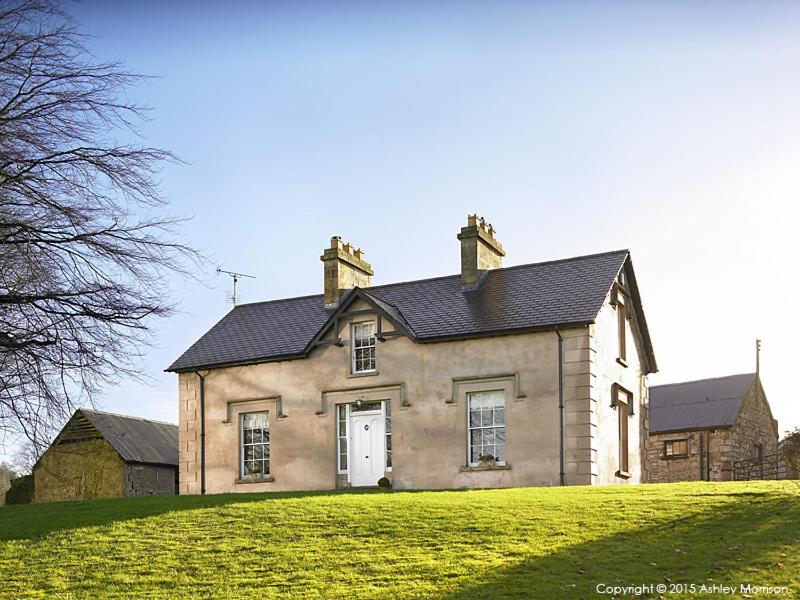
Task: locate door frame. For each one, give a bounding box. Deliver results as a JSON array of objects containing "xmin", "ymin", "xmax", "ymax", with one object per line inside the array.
[{"xmin": 340, "ymin": 400, "xmax": 389, "ymax": 486}]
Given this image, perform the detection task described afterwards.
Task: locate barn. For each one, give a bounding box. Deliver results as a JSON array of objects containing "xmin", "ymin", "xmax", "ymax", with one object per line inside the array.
[{"xmin": 33, "ymin": 409, "xmax": 178, "ymax": 503}]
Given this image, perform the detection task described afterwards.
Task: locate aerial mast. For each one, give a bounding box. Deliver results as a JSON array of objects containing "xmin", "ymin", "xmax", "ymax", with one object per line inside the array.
[{"xmin": 216, "ymin": 267, "xmax": 256, "ymax": 306}]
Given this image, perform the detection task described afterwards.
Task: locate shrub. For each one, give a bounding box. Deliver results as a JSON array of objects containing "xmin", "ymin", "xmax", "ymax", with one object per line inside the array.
[
  {"xmin": 5, "ymin": 474, "xmax": 34, "ymax": 505},
  {"xmin": 377, "ymin": 477, "xmax": 392, "ymax": 490}
]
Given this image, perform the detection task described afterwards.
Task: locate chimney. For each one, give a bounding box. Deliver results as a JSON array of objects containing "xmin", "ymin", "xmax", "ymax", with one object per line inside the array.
[
  {"xmin": 457, "ymin": 214, "xmax": 505, "ymax": 286},
  {"xmin": 320, "ymin": 236, "xmax": 374, "ymax": 307}
]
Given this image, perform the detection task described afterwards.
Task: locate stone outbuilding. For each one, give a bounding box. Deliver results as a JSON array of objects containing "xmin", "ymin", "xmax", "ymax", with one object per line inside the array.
[
  {"xmin": 33, "ymin": 409, "xmax": 178, "ymax": 503},
  {"xmin": 647, "ymin": 373, "xmax": 779, "ymax": 482}
]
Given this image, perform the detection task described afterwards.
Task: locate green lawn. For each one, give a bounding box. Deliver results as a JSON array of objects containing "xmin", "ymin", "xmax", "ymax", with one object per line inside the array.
[{"xmin": 0, "ymin": 482, "xmax": 798, "ymax": 599}]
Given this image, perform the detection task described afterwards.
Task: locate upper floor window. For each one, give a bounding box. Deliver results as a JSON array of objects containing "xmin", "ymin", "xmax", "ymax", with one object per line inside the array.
[
  {"xmin": 616, "ymin": 289, "xmax": 627, "ymax": 365},
  {"xmin": 351, "ymin": 322, "xmax": 376, "ymax": 373},
  {"xmin": 468, "ymin": 390, "xmax": 506, "ymax": 466},
  {"xmin": 241, "ymin": 411, "xmax": 269, "ymax": 479}
]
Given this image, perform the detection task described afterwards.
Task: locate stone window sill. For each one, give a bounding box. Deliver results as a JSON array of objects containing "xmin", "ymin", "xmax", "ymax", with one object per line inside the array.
[
  {"xmin": 615, "ymin": 470, "xmax": 631, "ymax": 479},
  {"xmin": 661, "ymin": 455, "xmax": 689, "ymax": 460},
  {"xmin": 235, "ymin": 476, "xmax": 275, "ymax": 484},
  {"xmin": 460, "ymin": 463, "xmax": 511, "ymax": 473},
  {"xmin": 348, "ymin": 370, "xmax": 379, "ymax": 379}
]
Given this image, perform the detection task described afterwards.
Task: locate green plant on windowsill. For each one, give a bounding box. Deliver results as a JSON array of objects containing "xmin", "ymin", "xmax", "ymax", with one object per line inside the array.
[
  {"xmin": 246, "ymin": 465, "xmax": 264, "ymax": 480},
  {"xmin": 478, "ymin": 454, "xmax": 496, "ymax": 467}
]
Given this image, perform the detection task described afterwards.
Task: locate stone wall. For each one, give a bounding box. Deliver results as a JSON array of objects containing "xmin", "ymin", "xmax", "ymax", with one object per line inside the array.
[
  {"xmin": 647, "ymin": 429, "xmax": 732, "ymax": 483},
  {"xmin": 34, "ymin": 437, "xmax": 123, "ymax": 502},
  {"xmin": 727, "ymin": 379, "xmax": 779, "ymax": 479},
  {"xmin": 123, "ymin": 463, "xmax": 178, "ymax": 497},
  {"xmin": 647, "ymin": 377, "xmax": 780, "ymax": 483},
  {"xmin": 179, "ymin": 374, "xmax": 200, "ymax": 495}
]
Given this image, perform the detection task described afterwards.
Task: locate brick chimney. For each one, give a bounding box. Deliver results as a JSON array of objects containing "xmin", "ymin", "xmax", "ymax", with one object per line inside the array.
[
  {"xmin": 457, "ymin": 214, "xmax": 505, "ymax": 286},
  {"xmin": 320, "ymin": 236, "xmax": 374, "ymax": 307}
]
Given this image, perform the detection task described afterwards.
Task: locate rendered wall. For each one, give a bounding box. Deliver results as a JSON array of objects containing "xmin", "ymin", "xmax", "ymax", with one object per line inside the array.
[
  {"xmin": 588, "ymin": 288, "xmax": 649, "ymax": 485},
  {"xmin": 178, "ymin": 301, "xmax": 649, "ymax": 494}
]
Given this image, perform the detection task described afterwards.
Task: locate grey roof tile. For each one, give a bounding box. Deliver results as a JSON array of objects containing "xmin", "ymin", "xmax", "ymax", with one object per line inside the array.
[
  {"xmin": 649, "ymin": 373, "xmax": 755, "ymax": 433},
  {"xmin": 80, "ymin": 409, "xmax": 179, "ymax": 466},
  {"xmin": 168, "ymin": 249, "xmax": 642, "ymax": 372}
]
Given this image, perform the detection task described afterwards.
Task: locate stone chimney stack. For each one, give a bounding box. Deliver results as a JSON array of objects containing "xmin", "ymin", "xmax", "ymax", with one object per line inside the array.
[
  {"xmin": 457, "ymin": 214, "xmax": 505, "ymax": 287},
  {"xmin": 320, "ymin": 236, "xmax": 374, "ymax": 307}
]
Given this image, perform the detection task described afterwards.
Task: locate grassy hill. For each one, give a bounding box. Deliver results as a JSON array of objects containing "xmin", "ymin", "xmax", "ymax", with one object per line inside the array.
[{"xmin": 0, "ymin": 481, "xmax": 798, "ymax": 598}]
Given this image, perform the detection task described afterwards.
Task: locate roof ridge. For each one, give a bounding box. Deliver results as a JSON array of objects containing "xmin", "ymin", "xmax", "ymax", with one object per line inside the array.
[
  {"xmin": 368, "ymin": 248, "xmax": 630, "ymax": 292},
  {"xmin": 650, "ymin": 373, "xmax": 756, "ymax": 390},
  {"xmin": 233, "ymin": 292, "xmax": 324, "ymax": 309},
  {"xmin": 80, "ymin": 408, "xmax": 177, "ymax": 428},
  {"xmin": 233, "ymin": 249, "xmax": 631, "ymax": 304}
]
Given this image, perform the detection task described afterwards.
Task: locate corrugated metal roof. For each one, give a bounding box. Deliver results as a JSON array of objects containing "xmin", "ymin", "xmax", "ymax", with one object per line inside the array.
[
  {"xmin": 649, "ymin": 373, "xmax": 755, "ymax": 433},
  {"xmin": 79, "ymin": 409, "xmax": 178, "ymax": 466},
  {"xmin": 168, "ymin": 249, "xmax": 656, "ymax": 373}
]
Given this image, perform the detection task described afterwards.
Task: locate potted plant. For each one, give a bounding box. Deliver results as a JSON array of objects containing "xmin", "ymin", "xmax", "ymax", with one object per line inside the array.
[{"xmin": 478, "ymin": 453, "xmax": 496, "ymax": 467}]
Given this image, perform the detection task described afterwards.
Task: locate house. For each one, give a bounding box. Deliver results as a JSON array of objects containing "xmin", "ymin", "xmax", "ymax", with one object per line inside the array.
[
  {"xmin": 647, "ymin": 372, "xmax": 779, "ymax": 482},
  {"xmin": 167, "ymin": 215, "xmax": 657, "ymax": 494},
  {"xmin": 34, "ymin": 409, "xmax": 179, "ymax": 502}
]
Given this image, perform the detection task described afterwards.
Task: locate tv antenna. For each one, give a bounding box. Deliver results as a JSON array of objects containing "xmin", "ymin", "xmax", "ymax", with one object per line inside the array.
[{"xmin": 216, "ymin": 267, "xmax": 256, "ymax": 306}]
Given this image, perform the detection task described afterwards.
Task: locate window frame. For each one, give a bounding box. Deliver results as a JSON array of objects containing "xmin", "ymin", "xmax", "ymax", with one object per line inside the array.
[
  {"xmin": 337, "ymin": 404, "xmax": 349, "ymax": 474},
  {"xmin": 753, "ymin": 442, "xmax": 764, "ymax": 460},
  {"xmin": 466, "ymin": 389, "xmax": 507, "ymax": 467},
  {"xmin": 663, "ymin": 439, "xmax": 689, "ymax": 459},
  {"xmin": 611, "ymin": 385, "xmax": 631, "ymax": 477},
  {"xmin": 351, "ymin": 321, "xmax": 377, "ymax": 374},
  {"xmin": 239, "ymin": 410, "xmax": 270, "ymax": 480},
  {"xmin": 615, "ymin": 285, "xmax": 628, "ymax": 366}
]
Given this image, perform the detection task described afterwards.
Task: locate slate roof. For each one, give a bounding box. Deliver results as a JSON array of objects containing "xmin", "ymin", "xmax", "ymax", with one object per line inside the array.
[
  {"xmin": 79, "ymin": 409, "xmax": 179, "ymax": 467},
  {"xmin": 649, "ymin": 373, "xmax": 756, "ymax": 433},
  {"xmin": 168, "ymin": 249, "xmax": 656, "ymax": 373}
]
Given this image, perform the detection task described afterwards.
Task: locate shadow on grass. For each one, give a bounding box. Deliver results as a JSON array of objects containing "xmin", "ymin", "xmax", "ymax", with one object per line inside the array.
[
  {"xmin": 0, "ymin": 487, "xmax": 424, "ymax": 542},
  {"xmin": 442, "ymin": 491, "xmax": 800, "ymax": 599}
]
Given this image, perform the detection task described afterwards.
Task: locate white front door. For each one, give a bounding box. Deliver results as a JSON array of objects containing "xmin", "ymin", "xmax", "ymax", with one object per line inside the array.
[{"xmin": 350, "ymin": 412, "xmax": 385, "ymax": 487}]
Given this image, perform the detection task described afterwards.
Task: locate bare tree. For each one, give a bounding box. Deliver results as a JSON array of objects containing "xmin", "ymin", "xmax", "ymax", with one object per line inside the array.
[
  {"xmin": 0, "ymin": 1, "xmax": 198, "ymax": 454},
  {"xmin": 0, "ymin": 461, "xmax": 15, "ymax": 504}
]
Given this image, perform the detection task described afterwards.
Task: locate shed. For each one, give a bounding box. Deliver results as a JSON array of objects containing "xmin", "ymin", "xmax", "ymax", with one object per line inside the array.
[{"xmin": 33, "ymin": 409, "xmax": 178, "ymax": 503}]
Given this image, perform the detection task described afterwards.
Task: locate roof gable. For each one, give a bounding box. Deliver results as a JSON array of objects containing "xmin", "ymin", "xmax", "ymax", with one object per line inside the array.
[
  {"xmin": 649, "ymin": 373, "xmax": 756, "ymax": 433},
  {"xmin": 168, "ymin": 249, "xmax": 655, "ymax": 373}
]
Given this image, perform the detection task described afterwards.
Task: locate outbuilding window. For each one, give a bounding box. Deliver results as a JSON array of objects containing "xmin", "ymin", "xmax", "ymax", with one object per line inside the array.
[
  {"xmin": 241, "ymin": 411, "xmax": 270, "ymax": 479},
  {"xmin": 351, "ymin": 322, "xmax": 376, "ymax": 373},
  {"xmin": 663, "ymin": 439, "xmax": 688, "ymax": 458},
  {"xmin": 468, "ymin": 390, "xmax": 506, "ymax": 466}
]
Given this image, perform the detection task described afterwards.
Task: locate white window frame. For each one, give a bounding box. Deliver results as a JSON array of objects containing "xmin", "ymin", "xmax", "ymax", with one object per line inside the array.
[
  {"xmin": 240, "ymin": 411, "xmax": 270, "ymax": 479},
  {"xmin": 466, "ymin": 390, "xmax": 507, "ymax": 467},
  {"xmin": 337, "ymin": 404, "xmax": 349, "ymax": 475},
  {"xmin": 383, "ymin": 400, "xmax": 392, "ymax": 472},
  {"xmin": 351, "ymin": 321, "xmax": 377, "ymax": 374}
]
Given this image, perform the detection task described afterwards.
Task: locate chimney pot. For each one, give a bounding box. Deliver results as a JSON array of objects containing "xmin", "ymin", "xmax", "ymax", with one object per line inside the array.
[
  {"xmin": 457, "ymin": 214, "xmax": 505, "ymax": 287},
  {"xmin": 321, "ymin": 236, "xmax": 374, "ymax": 307}
]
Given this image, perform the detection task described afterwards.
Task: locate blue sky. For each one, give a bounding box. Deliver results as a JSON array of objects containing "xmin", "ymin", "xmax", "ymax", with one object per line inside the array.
[{"xmin": 4, "ymin": 1, "xmax": 800, "ymax": 459}]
